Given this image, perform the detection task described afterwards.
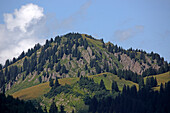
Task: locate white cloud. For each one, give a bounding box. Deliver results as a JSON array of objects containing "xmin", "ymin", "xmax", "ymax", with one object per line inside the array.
[
  {"xmin": 0, "ymin": 3, "xmax": 46, "ymax": 64},
  {"xmin": 0, "ymin": 2, "xmax": 92, "ymax": 64},
  {"xmin": 114, "ymin": 25, "xmax": 144, "ymax": 41},
  {"xmin": 4, "ymin": 3, "xmax": 44, "ymax": 32}
]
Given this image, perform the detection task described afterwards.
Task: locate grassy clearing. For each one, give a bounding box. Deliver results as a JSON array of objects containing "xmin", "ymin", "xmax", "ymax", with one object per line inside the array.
[
  {"xmin": 11, "ymin": 77, "xmax": 79, "ymax": 100},
  {"xmin": 10, "ymin": 72, "xmax": 139, "ymax": 100},
  {"xmin": 88, "ymin": 72, "xmax": 139, "ymax": 91},
  {"xmin": 144, "ymin": 71, "xmax": 170, "ymax": 91},
  {"xmin": 6, "ymin": 73, "xmax": 40, "ymax": 95},
  {"xmin": 12, "ymin": 82, "xmax": 50, "ymax": 100},
  {"xmin": 41, "ymin": 92, "xmax": 88, "ymax": 113},
  {"xmin": 144, "ymin": 71, "xmax": 170, "ymax": 85}
]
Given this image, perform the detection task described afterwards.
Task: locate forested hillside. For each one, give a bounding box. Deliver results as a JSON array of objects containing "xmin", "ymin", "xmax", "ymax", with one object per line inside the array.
[{"xmin": 0, "ymin": 33, "xmax": 170, "ymax": 113}]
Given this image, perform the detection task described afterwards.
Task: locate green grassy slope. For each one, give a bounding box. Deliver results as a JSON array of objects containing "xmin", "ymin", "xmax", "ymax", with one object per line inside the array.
[
  {"xmin": 12, "ymin": 77, "xmax": 79, "ymax": 100},
  {"xmin": 11, "ymin": 72, "xmax": 138, "ymax": 100},
  {"xmin": 8, "ymin": 71, "xmax": 170, "ymax": 113},
  {"xmin": 144, "ymin": 71, "xmax": 170, "ymax": 91}
]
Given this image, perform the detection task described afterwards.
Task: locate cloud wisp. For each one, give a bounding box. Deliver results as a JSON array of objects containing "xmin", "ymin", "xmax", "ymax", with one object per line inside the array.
[
  {"xmin": 0, "ymin": 1, "xmax": 92, "ymax": 64},
  {"xmin": 114, "ymin": 25, "xmax": 144, "ymax": 41},
  {"xmin": 52, "ymin": 0, "xmax": 92, "ymax": 31},
  {"xmin": 0, "ymin": 3, "xmax": 46, "ymax": 64}
]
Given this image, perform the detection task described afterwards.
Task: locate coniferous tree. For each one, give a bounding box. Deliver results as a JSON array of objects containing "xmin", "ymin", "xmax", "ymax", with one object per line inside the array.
[
  {"xmin": 77, "ymin": 50, "xmax": 81, "ymax": 60},
  {"xmin": 118, "ymin": 54, "xmax": 121, "ymax": 61},
  {"xmin": 60, "ymin": 105, "xmax": 66, "ymax": 113},
  {"xmin": 77, "ymin": 70, "xmax": 80, "ymax": 77},
  {"xmin": 83, "ymin": 38, "xmax": 88, "ymax": 49},
  {"xmin": 49, "ymin": 78, "xmax": 54, "ymax": 87},
  {"xmin": 54, "ymin": 77, "xmax": 60, "ymax": 88},
  {"xmin": 37, "ymin": 104, "xmax": 44, "ymax": 113},
  {"xmin": 5, "ymin": 59, "xmax": 10, "ymax": 68},
  {"xmin": 100, "ymin": 79, "xmax": 105, "ymax": 90},
  {"xmin": 160, "ymin": 83, "xmax": 164, "ymax": 94},
  {"xmin": 44, "ymin": 106, "xmax": 48, "ymax": 113},
  {"xmin": 95, "ymin": 63, "xmax": 101, "ymax": 74},
  {"xmin": 112, "ymin": 80, "xmax": 119, "ymax": 92},
  {"xmin": 72, "ymin": 110, "xmax": 74, "ymax": 113},
  {"xmin": 154, "ymin": 77, "xmax": 158, "ymax": 87},
  {"xmin": 39, "ymin": 76, "xmax": 42, "ymax": 83},
  {"xmin": 2, "ymin": 85, "xmax": 5, "ymax": 94},
  {"xmin": 138, "ymin": 76, "xmax": 144, "ymax": 89},
  {"xmin": 89, "ymin": 96, "xmax": 98, "ymax": 113},
  {"xmin": 0, "ymin": 64, "xmax": 2, "ymax": 70},
  {"xmin": 79, "ymin": 38, "xmax": 83, "ymax": 46},
  {"xmin": 61, "ymin": 65, "xmax": 67, "ymax": 74},
  {"xmin": 108, "ymin": 44, "xmax": 113, "ymax": 53},
  {"xmin": 49, "ymin": 102, "xmax": 58, "ymax": 113},
  {"xmin": 56, "ymin": 62, "xmax": 61, "ymax": 72},
  {"xmin": 85, "ymin": 64, "xmax": 88, "ymax": 70}
]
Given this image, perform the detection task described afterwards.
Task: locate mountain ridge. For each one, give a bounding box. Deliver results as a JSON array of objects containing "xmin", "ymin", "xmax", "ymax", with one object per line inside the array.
[{"xmin": 0, "ymin": 32, "xmax": 169, "ymax": 93}]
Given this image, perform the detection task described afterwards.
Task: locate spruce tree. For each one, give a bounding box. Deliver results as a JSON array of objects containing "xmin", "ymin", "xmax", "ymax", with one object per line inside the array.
[
  {"xmin": 0, "ymin": 64, "xmax": 2, "ymax": 70},
  {"xmin": 100, "ymin": 79, "xmax": 105, "ymax": 90},
  {"xmin": 77, "ymin": 70, "xmax": 80, "ymax": 77},
  {"xmin": 54, "ymin": 77, "xmax": 60, "ymax": 88},
  {"xmin": 160, "ymin": 83, "xmax": 164, "ymax": 94},
  {"xmin": 56, "ymin": 62, "xmax": 61, "ymax": 72},
  {"xmin": 112, "ymin": 80, "xmax": 119, "ymax": 92},
  {"xmin": 83, "ymin": 38, "xmax": 88, "ymax": 49},
  {"xmin": 49, "ymin": 78, "xmax": 54, "ymax": 87},
  {"xmin": 60, "ymin": 105, "xmax": 66, "ymax": 113},
  {"xmin": 49, "ymin": 102, "xmax": 58, "ymax": 113},
  {"xmin": 61, "ymin": 65, "xmax": 67, "ymax": 74},
  {"xmin": 39, "ymin": 76, "xmax": 42, "ymax": 83},
  {"xmin": 154, "ymin": 77, "xmax": 158, "ymax": 87},
  {"xmin": 44, "ymin": 106, "xmax": 47, "ymax": 113}
]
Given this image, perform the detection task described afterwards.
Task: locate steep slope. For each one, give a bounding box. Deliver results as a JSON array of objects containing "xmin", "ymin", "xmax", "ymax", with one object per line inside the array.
[
  {"xmin": 0, "ymin": 33, "xmax": 169, "ymax": 94},
  {"xmin": 11, "ymin": 72, "xmax": 138, "ymax": 100},
  {"xmin": 10, "ymin": 73, "xmax": 138, "ymax": 112},
  {"xmin": 144, "ymin": 71, "xmax": 170, "ymax": 91}
]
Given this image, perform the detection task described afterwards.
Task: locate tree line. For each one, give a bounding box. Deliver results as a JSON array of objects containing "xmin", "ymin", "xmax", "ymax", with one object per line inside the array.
[{"xmin": 87, "ymin": 81, "xmax": 170, "ymax": 113}]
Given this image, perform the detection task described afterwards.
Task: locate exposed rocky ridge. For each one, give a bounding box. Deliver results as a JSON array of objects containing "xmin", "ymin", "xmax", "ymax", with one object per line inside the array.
[
  {"xmin": 114, "ymin": 53, "xmax": 160, "ymax": 75},
  {"xmin": 1, "ymin": 33, "xmax": 168, "ymax": 93}
]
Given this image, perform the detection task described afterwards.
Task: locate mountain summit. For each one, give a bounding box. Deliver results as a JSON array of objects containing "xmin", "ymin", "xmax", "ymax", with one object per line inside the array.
[
  {"xmin": 0, "ymin": 33, "xmax": 170, "ymax": 113},
  {"xmin": 0, "ymin": 33, "xmax": 169, "ymax": 92}
]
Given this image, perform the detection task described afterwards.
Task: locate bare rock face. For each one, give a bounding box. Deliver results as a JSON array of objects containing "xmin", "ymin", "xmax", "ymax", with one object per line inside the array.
[
  {"xmin": 62, "ymin": 53, "xmax": 67, "ymax": 60},
  {"xmin": 118, "ymin": 53, "xmax": 145, "ymax": 75},
  {"xmin": 107, "ymin": 61, "xmax": 113, "ymax": 70},
  {"xmin": 87, "ymin": 47, "xmax": 93, "ymax": 56},
  {"xmin": 71, "ymin": 61, "xmax": 76, "ymax": 68},
  {"xmin": 80, "ymin": 71, "xmax": 86, "ymax": 76},
  {"xmin": 152, "ymin": 64, "xmax": 160, "ymax": 70},
  {"xmin": 103, "ymin": 51, "xmax": 109, "ymax": 58},
  {"xmin": 28, "ymin": 72, "xmax": 37, "ymax": 82},
  {"xmin": 114, "ymin": 52, "xmax": 160, "ymax": 75},
  {"xmin": 82, "ymin": 50, "xmax": 91, "ymax": 63},
  {"xmin": 90, "ymin": 68, "xmax": 96, "ymax": 75},
  {"xmin": 77, "ymin": 59, "xmax": 85, "ymax": 67},
  {"xmin": 145, "ymin": 55, "xmax": 159, "ymax": 70},
  {"xmin": 6, "ymin": 81, "xmax": 12, "ymax": 91},
  {"xmin": 65, "ymin": 61, "xmax": 71, "ymax": 70},
  {"xmin": 67, "ymin": 54, "xmax": 71, "ymax": 60}
]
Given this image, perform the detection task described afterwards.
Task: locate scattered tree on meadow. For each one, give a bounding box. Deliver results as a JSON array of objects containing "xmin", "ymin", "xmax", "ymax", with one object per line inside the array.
[{"xmin": 49, "ymin": 77, "xmax": 54, "ymax": 87}]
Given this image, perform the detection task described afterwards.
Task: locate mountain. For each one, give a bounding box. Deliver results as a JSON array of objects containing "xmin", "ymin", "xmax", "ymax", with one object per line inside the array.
[{"xmin": 0, "ymin": 33, "xmax": 170, "ymax": 113}]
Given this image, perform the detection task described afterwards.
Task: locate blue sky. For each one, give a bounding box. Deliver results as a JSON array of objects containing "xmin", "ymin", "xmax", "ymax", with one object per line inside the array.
[{"xmin": 0, "ymin": 0, "xmax": 170, "ymax": 64}]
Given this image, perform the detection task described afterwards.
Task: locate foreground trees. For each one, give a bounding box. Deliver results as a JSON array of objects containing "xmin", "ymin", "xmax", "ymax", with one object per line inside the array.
[
  {"xmin": 0, "ymin": 93, "xmax": 43, "ymax": 113},
  {"xmin": 87, "ymin": 81, "xmax": 170, "ymax": 113}
]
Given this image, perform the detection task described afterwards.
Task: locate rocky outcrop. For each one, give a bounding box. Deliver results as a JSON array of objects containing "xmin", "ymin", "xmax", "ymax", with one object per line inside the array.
[
  {"xmin": 114, "ymin": 53, "xmax": 148, "ymax": 75},
  {"xmin": 87, "ymin": 47, "xmax": 93, "ymax": 56},
  {"xmin": 82, "ymin": 50, "xmax": 91, "ymax": 63}
]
